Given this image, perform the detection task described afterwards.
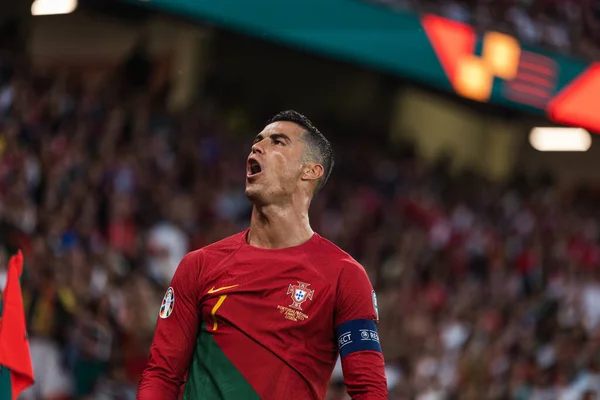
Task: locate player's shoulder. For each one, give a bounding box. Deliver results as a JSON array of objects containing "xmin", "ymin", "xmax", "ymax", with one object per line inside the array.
[
  {"xmin": 185, "ymin": 230, "xmax": 245, "ymax": 265},
  {"xmin": 311, "ymin": 233, "xmax": 366, "ymax": 273},
  {"xmin": 200, "ymin": 230, "xmax": 246, "ymax": 253}
]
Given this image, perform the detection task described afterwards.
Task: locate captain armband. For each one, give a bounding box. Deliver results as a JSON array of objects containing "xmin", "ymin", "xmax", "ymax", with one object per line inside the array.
[{"xmin": 335, "ymin": 319, "xmax": 382, "ymax": 359}]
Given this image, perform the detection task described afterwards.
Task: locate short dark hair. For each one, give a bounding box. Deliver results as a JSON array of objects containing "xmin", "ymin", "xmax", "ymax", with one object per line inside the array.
[{"xmin": 267, "ymin": 110, "xmax": 334, "ymax": 193}]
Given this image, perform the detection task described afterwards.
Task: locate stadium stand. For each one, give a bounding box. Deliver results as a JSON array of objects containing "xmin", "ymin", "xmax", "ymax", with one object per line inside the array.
[
  {"xmin": 1, "ymin": 56, "xmax": 600, "ymax": 399},
  {"xmin": 362, "ymin": 0, "xmax": 600, "ymax": 60}
]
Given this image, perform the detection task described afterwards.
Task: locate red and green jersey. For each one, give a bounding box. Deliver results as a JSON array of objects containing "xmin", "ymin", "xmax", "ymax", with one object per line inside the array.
[{"xmin": 137, "ymin": 230, "xmax": 387, "ymax": 399}]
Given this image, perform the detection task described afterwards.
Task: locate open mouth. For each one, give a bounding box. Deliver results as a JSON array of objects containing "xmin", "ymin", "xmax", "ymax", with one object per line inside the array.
[{"xmin": 247, "ymin": 159, "xmax": 262, "ymax": 177}]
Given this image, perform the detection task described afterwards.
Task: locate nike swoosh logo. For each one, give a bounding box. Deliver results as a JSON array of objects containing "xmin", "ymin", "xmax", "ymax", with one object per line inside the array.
[{"xmin": 207, "ymin": 284, "xmax": 240, "ymax": 294}]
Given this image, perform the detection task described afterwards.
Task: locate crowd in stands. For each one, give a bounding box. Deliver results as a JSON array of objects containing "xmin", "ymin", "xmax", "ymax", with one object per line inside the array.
[
  {"xmin": 3, "ymin": 54, "xmax": 600, "ymax": 400},
  {"xmin": 365, "ymin": 0, "xmax": 600, "ymax": 60}
]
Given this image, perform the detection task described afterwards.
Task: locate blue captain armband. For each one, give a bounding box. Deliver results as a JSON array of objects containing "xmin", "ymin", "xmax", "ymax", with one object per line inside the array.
[{"xmin": 335, "ymin": 319, "xmax": 382, "ymax": 359}]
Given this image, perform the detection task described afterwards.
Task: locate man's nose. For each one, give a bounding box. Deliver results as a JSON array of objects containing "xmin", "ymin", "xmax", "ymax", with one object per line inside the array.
[{"xmin": 251, "ymin": 141, "xmax": 264, "ymax": 154}]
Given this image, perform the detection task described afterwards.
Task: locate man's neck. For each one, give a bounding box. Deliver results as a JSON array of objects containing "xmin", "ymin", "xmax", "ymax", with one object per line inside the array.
[{"xmin": 247, "ymin": 203, "xmax": 314, "ymax": 249}]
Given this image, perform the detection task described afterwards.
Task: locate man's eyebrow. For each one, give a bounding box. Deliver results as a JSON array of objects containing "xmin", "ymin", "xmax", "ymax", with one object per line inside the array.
[
  {"xmin": 270, "ymin": 133, "xmax": 292, "ymax": 144},
  {"xmin": 253, "ymin": 133, "xmax": 292, "ymax": 144}
]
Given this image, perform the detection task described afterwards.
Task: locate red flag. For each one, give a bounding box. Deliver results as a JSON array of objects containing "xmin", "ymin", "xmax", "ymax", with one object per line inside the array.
[{"xmin": 0, "ymin": 251, "xmax": 34, "ymax": 399}]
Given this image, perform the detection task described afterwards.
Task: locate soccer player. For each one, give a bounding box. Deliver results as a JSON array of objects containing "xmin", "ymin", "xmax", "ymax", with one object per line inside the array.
[{"xmin": 137, "ymin": 110, "xmax": 387, "ymax": 399}]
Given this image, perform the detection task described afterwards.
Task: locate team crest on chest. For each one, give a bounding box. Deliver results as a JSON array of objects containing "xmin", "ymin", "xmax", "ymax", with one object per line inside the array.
[
  {"xmin": 287, "ymin": 281, "xmax": 314, "ymax": 310},
  {"xmin": 277, "ymin": 281, "xmax": 314, "ymax": 322}
]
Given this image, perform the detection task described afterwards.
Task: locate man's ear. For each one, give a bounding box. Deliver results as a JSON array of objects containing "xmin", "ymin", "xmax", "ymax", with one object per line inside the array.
[{"xmin": 301, "ymin": 163, "xmax": 324, "ymax": 183}]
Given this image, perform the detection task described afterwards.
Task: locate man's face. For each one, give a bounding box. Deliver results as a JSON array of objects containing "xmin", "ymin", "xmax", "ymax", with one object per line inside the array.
[{"xmin": 245, "ymin": 121, "xmax": 307, "ymax": 204}]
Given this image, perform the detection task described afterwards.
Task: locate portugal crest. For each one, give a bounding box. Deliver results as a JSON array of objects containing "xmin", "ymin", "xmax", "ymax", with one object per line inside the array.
[
  {"xmin": 287, "ymin": 281, "xmax": 314, "ymax": 311},
  {"xmin": 159, "ymin": 287, "xmax": 175, "ymax": 319}
]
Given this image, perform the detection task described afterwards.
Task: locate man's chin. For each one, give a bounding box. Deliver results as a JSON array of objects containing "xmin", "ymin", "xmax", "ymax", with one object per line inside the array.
[
  {"xmin": 245, "ymin": 186, "xmax": 258, "ymax": 200},
  {"xmin": 245, "ymin": 186, "xmax": 267, "ymax": 205}
]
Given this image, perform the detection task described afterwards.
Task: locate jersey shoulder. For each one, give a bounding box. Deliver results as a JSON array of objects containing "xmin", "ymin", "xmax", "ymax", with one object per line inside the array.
[
  {"xmin": 185, "ymin": 230, "xmax": 245, "ymax": 272},
  {"xmin": 200, "ymin": 230, "xmax": 245, "ymax": 254},
  {"xmin": 310, "ymin": 234, "xmax": 366, "ymax": 274},
  {"xmin": 312, "ymin": 235, "xmax": 377, "ymax": 322}
]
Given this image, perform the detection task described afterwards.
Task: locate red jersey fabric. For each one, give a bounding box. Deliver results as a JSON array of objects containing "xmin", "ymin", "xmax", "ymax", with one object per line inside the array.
[{"xmin": 137, "ymin": 229, "xmax": 387, "ymax": 399}]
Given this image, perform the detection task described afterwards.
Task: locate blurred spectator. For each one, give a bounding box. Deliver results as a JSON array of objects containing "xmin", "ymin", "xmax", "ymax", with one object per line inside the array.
[{"xmin": 146, "ymin": 196, "xmax": 190, "ymax": 286}]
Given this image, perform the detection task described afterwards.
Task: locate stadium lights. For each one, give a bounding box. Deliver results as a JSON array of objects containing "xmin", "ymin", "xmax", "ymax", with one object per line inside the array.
[
  {"xmin": 31, "ymin": 0, "xmax": 78, "ymax": 16},
  {"xmin": 529, "ymin": 127, "xmax": 592, "ymax": 152}
]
